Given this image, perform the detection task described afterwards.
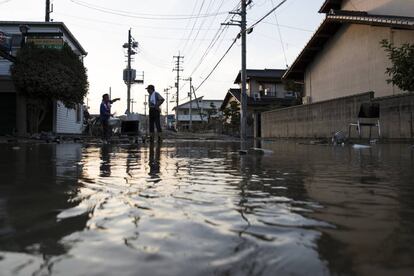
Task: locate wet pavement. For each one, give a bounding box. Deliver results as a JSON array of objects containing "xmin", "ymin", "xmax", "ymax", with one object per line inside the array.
[{"xmin": 0, "ymin": 141, "xmax": 413, "ymax": 276}]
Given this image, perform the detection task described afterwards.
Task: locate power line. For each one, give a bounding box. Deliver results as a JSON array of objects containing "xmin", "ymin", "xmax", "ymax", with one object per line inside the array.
[
  {"xmin": 262, "ymin": 21, "xmax": 313, "ymax": 32},
  {"xmin": 68, "ymin": 0, "xmax": 230, "ymax": 20},
  {"xmin": 248, "ymin": 0, "xmax": 288, "ymax": 30},
  {"xmin": 183, "ymin": 0, "xmax": 224, "ymax": 58},
  {"xmin": 271, "ymin": 0, "xmax": 288, "ymax": 67},
  {"xmin": 55, "ymin": 11, "xmax": 222, "ymax": 31},
  {"xmin": 194, "ymin": 37, "xmax": 238, "ymax": 92},
  {"xmin": 179, "ymin": 0, "xmax": 208, "ymax": 53}
]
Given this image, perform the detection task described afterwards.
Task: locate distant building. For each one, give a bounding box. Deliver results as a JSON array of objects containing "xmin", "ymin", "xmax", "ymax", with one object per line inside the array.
[
  {"xmin": 284, "ymin": 0, "xmax": 414, "ymax": 104},
  {"xmin": 173, "ymin": 97, "xmax": 223, "ymax": 130},
  {"xmin": 221, "ymin": 69, "xmax": 298, "ymax": 138},
  {"xmin": 0, "ymin": 21, "xmax": 87, "ymax": 135}
]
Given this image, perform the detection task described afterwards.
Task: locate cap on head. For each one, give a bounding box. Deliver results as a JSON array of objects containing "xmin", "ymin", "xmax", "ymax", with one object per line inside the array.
[
  {"xmin": 146, "ymin": 85, "xmax": 155, "ymax": 91},
  {"xmin": 102, "ymin": 93, "xmax": 109, "ymax": 99}
]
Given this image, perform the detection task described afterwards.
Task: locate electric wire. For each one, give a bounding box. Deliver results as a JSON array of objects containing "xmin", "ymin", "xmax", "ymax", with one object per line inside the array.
[
  {"xmin": 55, "ymin": 11, "xmax": 222, "ymax": 31},
  {"xmin": 68, "ymin": 0, "xmax": 230, "ymax": 20},
  {"xmin": 180, "ymin": 0, "xmax": 208, "ymax": 54},
  {"xmin": 183, "ymin": 0, "xmax": 219, "ymax": 57},
  {"xmin": 194, "ymin": 37, "xmax": 238, "ymax": 92},
  {"xmin": 248, "ymin": 0, "xmax": 288, "ymax": 30},
  {"xmin": 271, "ymin": 0, "xmax": 288, "ymax": 67},
  {"xmin": 185, "ymin": 0, "xmax": 228, "ymax": 62}
]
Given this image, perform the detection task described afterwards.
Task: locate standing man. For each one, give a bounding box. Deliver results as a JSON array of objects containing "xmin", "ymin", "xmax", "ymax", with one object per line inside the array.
[
  {"xmin": 100, "ymin": 93, "xmax": 120, "ymax": 142},
  {"xmin": 146, "ymin": 85, "xmax": 165, "ymax": 140}
]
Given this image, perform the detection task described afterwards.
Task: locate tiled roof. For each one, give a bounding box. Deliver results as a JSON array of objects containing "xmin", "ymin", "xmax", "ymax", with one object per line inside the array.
[
  {"xmin": 234, "ymin": 69, "xmax": 286, "ymax": 84},
  {"xmin": 319, "ymin": 0, "xmax": 342, "ymax": 14}
]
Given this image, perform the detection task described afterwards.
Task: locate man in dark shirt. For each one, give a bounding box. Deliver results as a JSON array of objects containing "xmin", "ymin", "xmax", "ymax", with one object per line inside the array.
[{"xmin": 100, "ymin": 94, "xmax": 119, "ymax": 142}]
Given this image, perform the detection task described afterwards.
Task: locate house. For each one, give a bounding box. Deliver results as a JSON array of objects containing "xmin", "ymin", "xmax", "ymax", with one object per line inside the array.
[
  {"xmin": 221, "ymin": 69, "xmax": 298, "ymax": 138},
  {"xmin": 261, "ymin": 0, "xmax": 414, "ymax": 139},
  {"xmin": 284, "ymin": 0, "xmax": 414, "ymax": 103},
  {"xmin": 173, "ymin": 97, "xmax": 223, "ymax": 130},
  {"xmin": 0, "ymin": 21, "xmax": 87, "ymax": 136}
]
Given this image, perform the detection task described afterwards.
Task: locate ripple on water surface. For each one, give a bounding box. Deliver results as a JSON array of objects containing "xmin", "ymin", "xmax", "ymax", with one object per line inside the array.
[{"xmin": 0, "ymin": 142, "xmax": 413, "ymax": 275}]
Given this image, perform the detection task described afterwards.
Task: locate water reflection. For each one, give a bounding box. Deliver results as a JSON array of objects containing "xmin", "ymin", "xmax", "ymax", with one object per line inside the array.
[
  {"xmin": 0, "ymin": 144, "xmax": 89, "ymax": 274},
  {"xmin": 0, "ymin": 141, "xmax": 413, "ymax": 275},
  {"xmin": 99, "ymin": 144, "xmax": 112, "ymax": 177},
  {"xmin": 148, "ymin": 140, "xmax": 161, "ymax": 177}
]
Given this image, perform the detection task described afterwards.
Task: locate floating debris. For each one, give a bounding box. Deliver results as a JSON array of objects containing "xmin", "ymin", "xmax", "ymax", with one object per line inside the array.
[{"xmin": 353, "ymin": 144, "xmax": 371, "ymax": 149}]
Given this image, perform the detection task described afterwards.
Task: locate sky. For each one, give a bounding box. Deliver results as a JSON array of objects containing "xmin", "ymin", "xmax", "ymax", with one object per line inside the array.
[{"xmin": 0, "ymin": 0, "xmax": 326, "ymax": 115}]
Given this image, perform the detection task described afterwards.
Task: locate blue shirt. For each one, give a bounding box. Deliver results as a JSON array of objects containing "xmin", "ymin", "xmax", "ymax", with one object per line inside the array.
[{"xmin": 100, "ymin": 101, "xmax": 111, "ymax": 121}]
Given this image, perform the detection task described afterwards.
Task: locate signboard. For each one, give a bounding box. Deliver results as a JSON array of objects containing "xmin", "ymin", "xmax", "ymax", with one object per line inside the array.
[
  {"xmin": 26, "ymin": 37, "xmax": 64, "ymax": 50},
  {"xmin": 0, "ymin": 31, "xmax": 12, "ymax": 52}
]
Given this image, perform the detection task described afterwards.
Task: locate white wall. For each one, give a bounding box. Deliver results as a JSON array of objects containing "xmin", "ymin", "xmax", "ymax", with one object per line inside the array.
[
  {"xmin": 341, "ymin": 0, "xmax": 414, "ymax": 17},
  {"xmin": 55, "ymin": 101, "xmax": 83, "ymax": 134},
  {"xmin": 304, "ymin": 24, "xmax": 414, "ymax": 103}
]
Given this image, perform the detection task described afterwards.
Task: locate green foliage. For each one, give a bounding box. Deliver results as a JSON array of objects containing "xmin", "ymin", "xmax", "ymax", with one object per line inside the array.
[
  {"xmin": 11, "ymin": 43, "xmax": 89, "ymax": 108},
  {"xmin": 381, "ymin": 39, "xmax": 414, "ymax": 92},
  {"xmin": 222, "ymin": 101, "xmax": 240, "ymax": 134},
  {"xmin": 283, "ymin": 79, "xmax": 303, "ymax": 94}
]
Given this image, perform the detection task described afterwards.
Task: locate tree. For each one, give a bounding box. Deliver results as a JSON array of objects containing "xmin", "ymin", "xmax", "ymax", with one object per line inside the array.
[
  {"xmin": 11, "ymin": 43, "xmax": 89, "ymax": 133},
  {"xmin": 222, "ymin": 101, "xmax": 240, "ymax": 135},
  {"xmin": 381, "ymin": 39, "xmax": 414, "ymax": 92}
]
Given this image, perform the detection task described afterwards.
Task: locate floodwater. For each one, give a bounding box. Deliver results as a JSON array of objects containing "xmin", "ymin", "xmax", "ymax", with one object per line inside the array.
[{"xmin": 0, "ymin": 141, "xmax": 413, "ymax": 276}]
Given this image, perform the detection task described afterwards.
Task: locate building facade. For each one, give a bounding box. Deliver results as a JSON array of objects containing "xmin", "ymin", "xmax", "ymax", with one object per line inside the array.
[
  {"xmin": 0, "ymin": 21, "xmax": 87, "ymax": 135},
  {"xmin": 284, "ymin": 0, "xmax": 414, "ymax": 104},
  {"xmin": 262, "ymin": 0, "xmax": 414, "ymax": 139},
  {"xmin": 173, "ymin": 97, "xmax": 222, "ymax": 130},
  {"xmin": 221, "ymin": 69, "xmax": 298, "ymax": 138}
]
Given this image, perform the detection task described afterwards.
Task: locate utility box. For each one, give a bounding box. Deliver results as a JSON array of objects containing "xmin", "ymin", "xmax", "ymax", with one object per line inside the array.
[{"xmin": 121, "ymin": 120, "xmax": 139, "ymax": 136}]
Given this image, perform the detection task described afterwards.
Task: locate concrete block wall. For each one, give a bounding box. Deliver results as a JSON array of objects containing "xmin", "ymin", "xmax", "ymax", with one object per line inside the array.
[
  {"xmin": 262, "ymin": 92, "xmax": 414, "ymax": 140},
  {"xmin": 262, "ymin": 92, "xmax": 374, "ymax": 139},
  {"xmin": 373, "ymin": 94, "xmax": 414, "ymax": 139}
]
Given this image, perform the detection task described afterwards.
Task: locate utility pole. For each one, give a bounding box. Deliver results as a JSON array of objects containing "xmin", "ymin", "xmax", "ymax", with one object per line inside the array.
[
  {"xmin": 123, "ymin": 29, "xmax": 140, "ymax": 116},
  {"xmin": 127, "ymin": 29, "xmax": 132, "ymax": 114},
  {"xmin": 45, "ymin": 0, "xmax": 51, "ymax": 22},
  {"xmin": 164, "ymin": 87, "xmax": 171, "ymax": 116},
  {"xmin": 173, "ymin": 53, "xmax": 184, "ymax": 130},
  {"xmin": 183, "ymin": 78, "xmax": 193, "ymax": 130},
  {"xmin": 189, "ymin": 77, "xmax": 192, "ymax": 130},
  {"xmin": 131, "ymin": 99, "xmax": 136, "ymax": 113},
  {"xmin": 240, "ymin": 0, "xmax": 247, "ymax": 140},
  {"xmin": 223, "ymin": 0, "xmax": 249, "ymax": 141}
]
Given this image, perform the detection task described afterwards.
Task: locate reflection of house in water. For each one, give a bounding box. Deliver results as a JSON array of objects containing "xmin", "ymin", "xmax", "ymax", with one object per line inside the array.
[
  {"xmin": 259, "ymin": 141, "xmax": 414, "ymax": 275},
  {"xmin": 0, "ymin": 144, "xmax": 88, "ymax": 258}
]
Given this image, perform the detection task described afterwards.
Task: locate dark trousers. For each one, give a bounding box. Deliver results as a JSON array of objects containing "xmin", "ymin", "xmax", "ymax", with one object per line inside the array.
[
  {"xmin": 149, "ymin": 107, "xmax": 162, "ymax": 133},
  {"xmin": 102, "ymin": 119, "xmax": 110, "ymax": 140}
]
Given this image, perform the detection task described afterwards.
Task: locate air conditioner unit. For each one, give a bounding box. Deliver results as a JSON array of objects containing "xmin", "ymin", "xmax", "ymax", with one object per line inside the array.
[{"xmin": 302, "ymin": 96, "xmax": 312, "ymax": 104}]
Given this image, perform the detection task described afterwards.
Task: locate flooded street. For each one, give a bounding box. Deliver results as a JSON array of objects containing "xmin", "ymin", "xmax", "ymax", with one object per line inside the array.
[{"xmin": 0, "ymin": 141, "xmax": 413, "ymax": 276}]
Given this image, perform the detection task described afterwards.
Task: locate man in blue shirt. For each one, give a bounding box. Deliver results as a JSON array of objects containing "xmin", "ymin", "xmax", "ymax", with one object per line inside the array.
[{"xmin": 100, "ymin": 93, "xmax": 120, "ymax": 142}]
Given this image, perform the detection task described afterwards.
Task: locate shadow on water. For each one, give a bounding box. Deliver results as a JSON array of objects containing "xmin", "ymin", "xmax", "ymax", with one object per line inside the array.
[{"xmin": 0, "ymin": 141, "xmax": 413, "ymax": 275}]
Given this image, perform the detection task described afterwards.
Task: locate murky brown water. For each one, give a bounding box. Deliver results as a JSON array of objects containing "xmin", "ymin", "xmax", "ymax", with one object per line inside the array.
[{"xmin": 0, "ymin": 141, "xmax": 413, "ymax": 276}]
